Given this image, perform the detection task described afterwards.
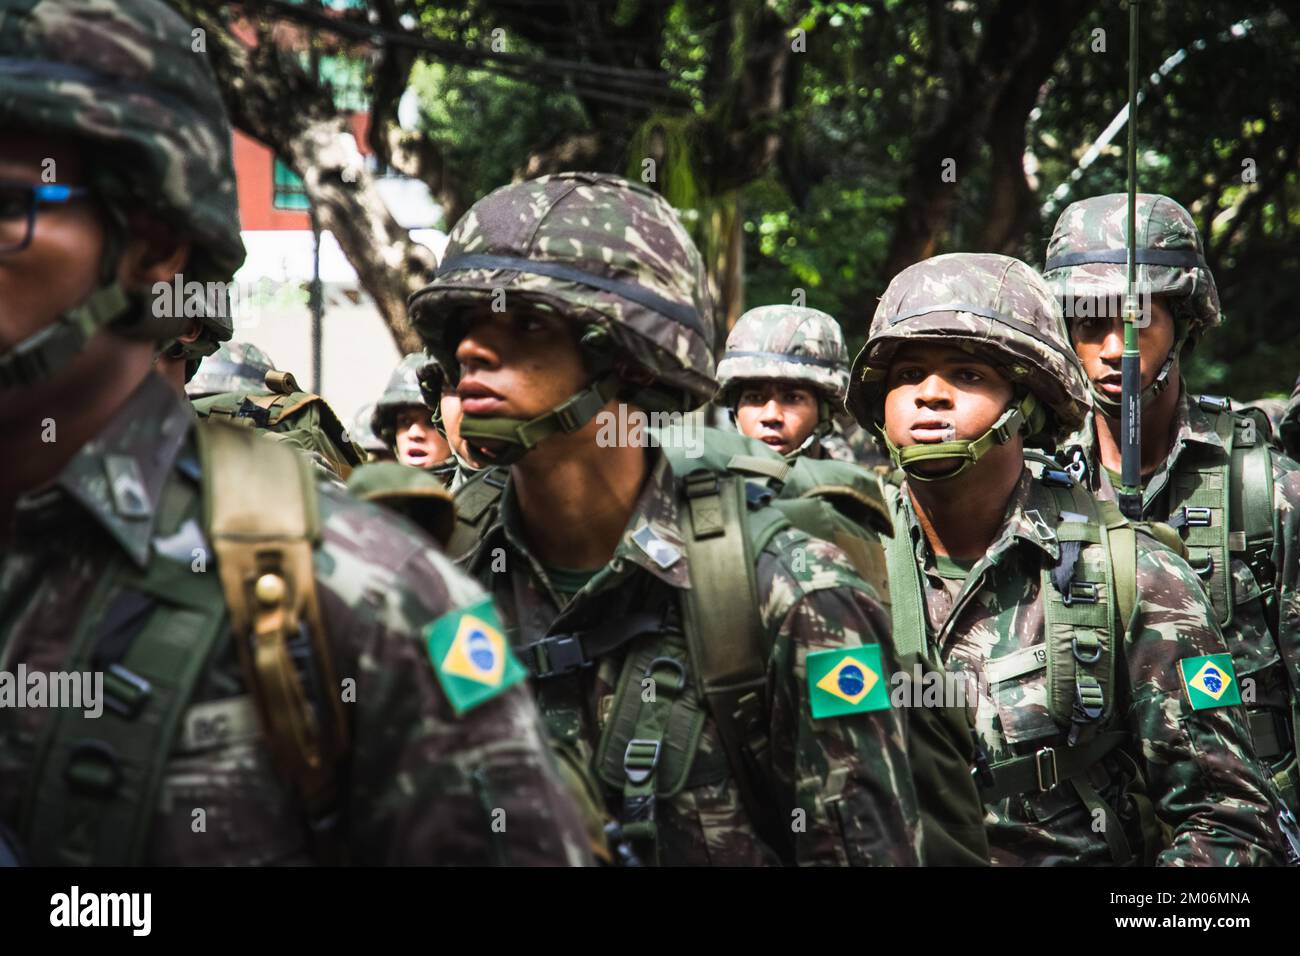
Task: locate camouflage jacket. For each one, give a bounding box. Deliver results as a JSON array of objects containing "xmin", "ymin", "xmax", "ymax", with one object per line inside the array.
[
  {"xmin": 894, "ymin": 470, "xmax": 1284, "ymax": 865},
  {"xmin": 0, "ymin": 373, "xmax": 590, "ymax": 866},
  {"xmin": 1067, "ymin": 385, "xmax": 1300, "ymax": 786},
  {"xmin": 455, "ymin": 451, "xmax": 921, "ymax": 866}
]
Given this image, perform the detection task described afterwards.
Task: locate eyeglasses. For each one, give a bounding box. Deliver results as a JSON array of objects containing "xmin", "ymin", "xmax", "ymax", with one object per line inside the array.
[{"xmin": 0, "ymin": 181, "xmax": 91, "ymax": 254}]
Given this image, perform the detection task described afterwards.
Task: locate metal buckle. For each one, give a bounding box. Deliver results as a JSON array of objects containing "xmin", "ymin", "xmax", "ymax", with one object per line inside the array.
[
  {"xmin": 623, "ymin": 739, "xmax": 662, "ymax": 785},
  {"xmin": 1061, "ymin": 580, "xmax": 1099, "ymax": 606},
  {"xmin": 1035, "ymin": 747, "xmax": 1058, "ymax": 792},
  {"xmin": 102, "ymin": 663, "xmax": 153, "ymax": 719},
  {"xmin": 1071, "ymin": 635, "xmax": 1103, "ymax": 664},
  {"xmin": 1198, "ymin": 395, "xmax": 1230, "ymax": 414},
  {"xmin": 1183, "ymin": 506, "xmax": 1212, "ymax": 527},
  {"xmin": 1187, "ymin": 553, "xmax": 1214, "ymax": 578}
]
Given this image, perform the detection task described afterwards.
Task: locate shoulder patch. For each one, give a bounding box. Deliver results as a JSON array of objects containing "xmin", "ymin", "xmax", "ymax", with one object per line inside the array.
[
  {"xmin": 806, "ymin": 644, "xmax": 891, "ymax": 719},
  {"xmin": 424, "ymin": 596, "xmax": 525, "ymax": 715},
  {"xmin": 1178, "ymin": 653, "xmax": 1241, "ymax": 711}
]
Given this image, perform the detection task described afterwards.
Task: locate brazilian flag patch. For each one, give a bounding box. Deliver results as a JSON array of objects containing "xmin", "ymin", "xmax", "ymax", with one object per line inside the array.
[
  {"xmin": 1178, "ymin": 653, "xmax": 1242, "ymax": 711},
  {"xmin": 424, "ymin": 597, "xmax": 526, "ymax": 716},
  {"xmin": 807, "ymin": 644, "xmax": 891, "ymax": 719}
]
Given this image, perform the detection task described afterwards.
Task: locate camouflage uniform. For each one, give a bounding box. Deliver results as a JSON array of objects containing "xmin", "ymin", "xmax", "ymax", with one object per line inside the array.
[
  {"xmin": 372, "ymin": 352, "xmax": 456, "ymax": 483},
  {"xmin": 717, "ymin": 304, "xmax": 886, "ymax": 467},
  {"xmin": 1047, "ymin": 195, "xmax": 1300, "ymax": 823},
  {"xmin": 409, "ymin": 172, "xmax": 922, "ymax": 866},
  {"xmin": 185, "ymin": 341, "xmax": 277, "ymax": 401},
  {"xmin": 848, "ymin": 253, "xmax": 1284, "ymax": 865},
  {"xmin": 1279, "ymin": 374, "xmax": 1300, "ymax": 461},
  {"xmin": 0, "ymin": 0, "xmax": 588, "ymax": 866}
]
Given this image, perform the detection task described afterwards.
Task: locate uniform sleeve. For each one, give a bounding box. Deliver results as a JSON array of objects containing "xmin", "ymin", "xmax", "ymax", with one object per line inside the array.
[
  {"xmin": 759, "ymin": 533, "xmax": 921, "ymax": 866},
  {"xmin": 315, "ymin": 494, "xmax": 592, "ymax": 866},
  {"xmin": 1124, "ymin": 538, "xmax": 1286, "ymax": 866},
  {"xmin": 1271, "ymin": 455, "xmax": 1300, "ymax": 702}
]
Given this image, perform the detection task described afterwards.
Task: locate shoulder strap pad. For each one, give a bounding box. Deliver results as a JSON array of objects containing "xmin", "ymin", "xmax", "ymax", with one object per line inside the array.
[
  {"xmin": 197, "ymin": 418, "xmax": 348, "ymax": 820},
  {"xmin": 447, "ymin": 467, "xmax": 508, "ymax": 559}
]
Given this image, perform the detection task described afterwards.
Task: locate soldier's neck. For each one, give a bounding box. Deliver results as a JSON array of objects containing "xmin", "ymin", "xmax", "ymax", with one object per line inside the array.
[
  {"xmin": 509, "ymin": 420, "xmax": 650, "ymax": 570},
  {"xmin": 0, "ymin": 351, "xmax": 156, "ymax": 536},
  {"xmin": 906, "ymin": 443, "xmax": 1024, "ymax": 561},
  {"xmin": 1093, "ymin": 375, "xmax": 1181, "ymax": 479}
]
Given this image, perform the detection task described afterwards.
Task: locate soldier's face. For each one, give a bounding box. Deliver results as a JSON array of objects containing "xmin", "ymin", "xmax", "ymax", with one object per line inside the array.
[
  {"xmin": 454, "ymin": 306, "xmax": 588, "ymax": 422},
  {"xmin": 1068, "ymin": 295, "xmax": 1177, "ymax": 403},
  {"xmin": 439, "ymin": 389, "xmax": 481, "ymax": 468},
  {"xmin": 882, "ymin": 343, "xmax": 1015, "ymax": 476},
  {"xmin": 0, "ymin": 136, "xmax": 106, "ymax": 352},
  {"xmin": 394, "ymin": 404, "xmax": 451, "ymax": 469},
  {"xmin": 735, "ymin": 380, "xmax": 820, "ymax": 455}
]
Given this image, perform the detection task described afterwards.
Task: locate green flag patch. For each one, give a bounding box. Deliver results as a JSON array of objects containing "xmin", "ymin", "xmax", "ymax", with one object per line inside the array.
[
  {"xmin": 424, "ymin": 596, "xmax": 525, "ymax": 716},
  {"xmin": 1178, "ymin": 653, "xmax": 1241, "ymax": 711},
  {"xmin": 807, "ymin": 644, "xmax": 891, "ymax": 719}
]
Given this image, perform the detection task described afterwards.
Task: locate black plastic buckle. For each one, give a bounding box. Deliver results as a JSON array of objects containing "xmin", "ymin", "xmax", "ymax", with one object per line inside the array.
[
  {"xmin": 1035, "ymin": 747, "xmax": 1058, "ymax": 792},
  {"xmin": 971, "ymin": 731, "xmax": 995, "ymax": 790},
  {"xmin": 1061, "ymin": 580, "xmax": 1099, "ymax": 606},
  {"xmin": 102, "ymin": 663, "xmax": 153, "ymax": 719},
  {"xmin": 526, "ymin": 634, "xmax": 589, "ymax": 679},
  {"xmin": 682, "ymin": 470, "xmax": 720, "ymax": 499},
  {"xmin": 1248, "ymin": 545, "xmax": 1277, "ymax": 587},
  {"xmin": 1041, "ymin": 467, "xmax": 1074, "ymax": 488},
  {"xmin": 744, "ymin": 480, "xmax": 774, "ymax": 510},
  {"xmin": 623, "ymin": 738, "xmax": 662, "ymax": 785},
  {"xmin": 1188, "ymin": 553, "xmax": 1214, "ymax": 578},
  {"xmin": 1183, "ymin": 506, "xmax": 1212, "ymax": 527}
]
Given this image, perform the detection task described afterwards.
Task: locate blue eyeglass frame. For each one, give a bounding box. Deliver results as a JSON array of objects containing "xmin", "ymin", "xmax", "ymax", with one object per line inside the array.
[{"xmin": 0, "ymin": 181, "xmax": 92, "ymax": 253}]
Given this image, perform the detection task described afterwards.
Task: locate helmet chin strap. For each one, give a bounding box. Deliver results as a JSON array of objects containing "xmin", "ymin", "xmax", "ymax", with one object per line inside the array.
[
  {"xmin": 879, "ymin": 393, "xmax": 1041, "ymax": 483},
  {"xmin": 0, "ymin": 282, "xmax": 134, "ymax": 389},
  {"xmin": 459, "ymin": 374, "xmax": 621, "ymax": 467}
]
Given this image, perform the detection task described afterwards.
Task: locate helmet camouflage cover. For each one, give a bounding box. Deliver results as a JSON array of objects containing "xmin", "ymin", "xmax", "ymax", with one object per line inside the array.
[
  {"xmin": 349, "ymin": 402, "xmax": 390, "ymax": 457},
  {"xmin": 1043, "ymin": 193, "xmax": 1220, "ymax": 343},
  {"xmin": 408, "ymin": 171, "xmax": 717, "ymax": 413},
  {"xmin": 0, "ymin": 0, "xmax": 246, "ymax": 362},
  {"xmin": 716, "ymin": 305, "xmax": 850, "ymax": 406},
  {"xmin": 847, "ymin": 252, "xmax": 1090, "ymax": 448},
  {"xmin": 185, "ymin": 341, "xmax": 275, "ymax": 399},
  {"xmin": 372, "ymin": 352, "xmax": 436, "ymax": 447}
]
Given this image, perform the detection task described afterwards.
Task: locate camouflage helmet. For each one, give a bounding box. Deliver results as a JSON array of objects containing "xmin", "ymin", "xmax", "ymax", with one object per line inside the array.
[
  {"xmin": 349, "ymin": 403, "xmax": 391, "ymax": 458},
  {"xmin": 1043, "ymin": 193, "xmax": 1220, "ymax": 341},
  {"xmin": 847, "ymin": 253, "xmax": 1090, "ymax": 465},
  {"xmin": 0, "ymin": 0, "xmax": 245, "ymax": 388},
  {"xmin": 184, "ymin": 341, "xmax": 276, "ymax": 400},
  {"xmin": 371, "ymin": 352, "xmax": 437, "ymax": 448},
  {"xmin": 408, "ymin": 172, "xmax": 717, "ymax": 414},
  {"xmin": 716, "ymin": 305, "xmax": 850, "ymax": 407}
]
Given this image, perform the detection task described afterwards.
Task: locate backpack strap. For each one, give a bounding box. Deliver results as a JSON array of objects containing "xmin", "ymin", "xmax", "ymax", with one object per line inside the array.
[
  {"xmin": 1166, "ymin": 399, "xmax": 1237, "ymax": 626},
  {"xmin": 1229, "ymin": 408, "xmax": 1278, "ymax": 620},
  {"xmin": 676, "ymin": 467, "xmax": 791, "ymax": 860},
  {"xmin": 447, "ymin": 467, "xmax": 508, "ymax": 559},
  {"xmin": 20, "ymin": 468, "xmax": 228, "ymax": 865},
  {"xmin": 882, "ymin": 492, "xmax": 928, "ymax": 661},
  {"xmin": 196, "ymin": 418, "xmax": 349, "ymax": 847}
]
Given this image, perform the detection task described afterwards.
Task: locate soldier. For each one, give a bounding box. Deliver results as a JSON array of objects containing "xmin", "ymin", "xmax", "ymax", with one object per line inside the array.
[
  {"xmin": 372, "ymin": 352, "xmax": 456, "ymax": 482},
  {"xmin": 350, "ymin": 402, "xmax": 395, "ymax": 463},
  {"xmin": 716, "ymin": 304, "xmax": 887, "ymax": 467},
  {"xmin": 0, "ymin": 0, "xmax": 588, "ymax": 867},
  {"xmin": 409, "ymin": 171, "xmax": 923, "ymax": 866},
  {"xmin": 185, "ymin": 340, "xmax": 277, "ymax": 401},
  {"xmin": 1044, "ymin": 194, "xmax": 1300, "ymax": 826},
  {"xmin": 846, "ymin": 251, "xmax": 1284, "ymax": 865}
]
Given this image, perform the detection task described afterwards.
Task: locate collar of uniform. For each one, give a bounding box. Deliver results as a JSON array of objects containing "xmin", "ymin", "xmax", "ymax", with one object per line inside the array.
[
  {"xmin": 472, "ymin": 450, "xmax": 691, "ymax": 591},
  {"xmin": 16, "ymin": 372, "xmax": 193, "ymax": 568},
  {"xmin": 895, "ymin": 468, "xmax": 1059, "ymax": 566}
]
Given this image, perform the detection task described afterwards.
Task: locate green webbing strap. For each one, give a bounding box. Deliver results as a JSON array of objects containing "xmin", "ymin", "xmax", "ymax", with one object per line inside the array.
[
  {"xmin": 978, "ymin": 732, "xmax": 1127, "ymax": 803},
  {"xmin": 1229, "ymin": 412, "xmax": 1277, "ymax": 617},
  {"xmin": 883, "ymin": 498, "xmax": 928, "ymax": 661},
  {"xmin": 726, "ymin": 454, "xmax": 791, "ymax": 484},
  {"xmin": 677, "ymin": 470, "xmax": 787, "ymax": 858},
  {"xmin": 1070, "ymin": 774, "xmax": 1133, "ymax": 865},
  {"xmin": 618, "ymin": 658, "xmax": 687, "ymax": 865},
  {"xmin": 882, "ymin": 394, "xmax": 1038, "ymax": 483},
  {"xmin": 1041, "ymin": 484, "xmax": 1119, "ymax": 745},
  {"xmin": 1169, "ymin": 407, "xmax": 1234, "ymax": 626},
  {"xmin": 0, "ymin": 283, "xmax": 130, "ymax": 388},
  {"xmin": 21, "ymin": 478, "xmax": 227, "ymax": 865}
]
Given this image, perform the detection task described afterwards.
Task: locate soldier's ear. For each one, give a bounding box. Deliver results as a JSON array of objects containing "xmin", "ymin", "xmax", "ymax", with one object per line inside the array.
[{"xmin": 117, "ymin": 213, "xmax": 191, "ymax": 293}]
